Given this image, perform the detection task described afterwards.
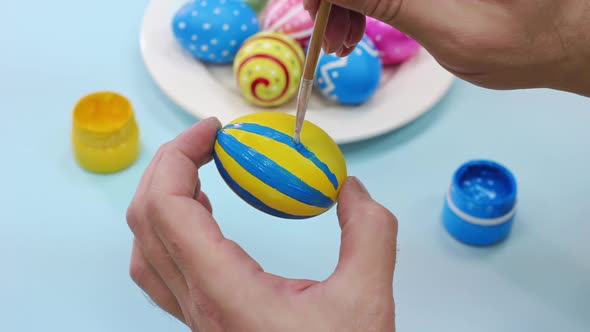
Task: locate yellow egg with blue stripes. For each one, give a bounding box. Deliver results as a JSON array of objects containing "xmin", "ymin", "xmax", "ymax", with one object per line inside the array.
[{"xmin": 213, "ymin": 112, "xmax": 347, "ymax": 219}]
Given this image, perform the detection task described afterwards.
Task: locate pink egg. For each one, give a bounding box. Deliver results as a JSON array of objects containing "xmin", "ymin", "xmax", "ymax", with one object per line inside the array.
[
  {"xmin": 260, "ymin": 0, "xmax": 314, "ymax": 49},
  {"xmin": 365, "ymin": 17, "xmax": 421, "ymax": 65}
]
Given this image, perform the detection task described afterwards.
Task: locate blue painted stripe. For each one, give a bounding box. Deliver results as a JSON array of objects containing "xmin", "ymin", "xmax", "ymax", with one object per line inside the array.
[
  {"xmin": 217, "ymin": 130, "xmax": 335, "ymax": 208},
  {"xmin": 213, "ymin": 149, "xmax": 312, "ymax": 219},
  {"xmin": 225, "ymin": 123, "xmax": 340, "ymax": 190}
]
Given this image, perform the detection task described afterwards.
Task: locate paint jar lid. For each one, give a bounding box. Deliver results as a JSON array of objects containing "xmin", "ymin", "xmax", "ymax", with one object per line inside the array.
[{"xmin": 71, "ymin": 91, "xmax": 140, "ymax": 173}]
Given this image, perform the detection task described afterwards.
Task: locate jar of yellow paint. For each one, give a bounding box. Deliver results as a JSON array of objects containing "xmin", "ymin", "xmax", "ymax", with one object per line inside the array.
[{"xmin": 71, "ymin": 91, "xmax": 140, "ymax": 173}]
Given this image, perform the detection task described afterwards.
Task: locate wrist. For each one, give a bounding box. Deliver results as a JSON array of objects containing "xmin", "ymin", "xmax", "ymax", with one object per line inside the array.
[
  {"xmin": 549, "ymin": 1, "xmax": 590, "ymax": 97},
  {"xmin": 549, "ymin": 47, "xmax": 590, "ymax": 97}
]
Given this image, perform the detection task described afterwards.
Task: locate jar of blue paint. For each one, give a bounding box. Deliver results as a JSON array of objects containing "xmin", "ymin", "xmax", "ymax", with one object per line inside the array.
[{"xmin": 442, "ymin": 160, "xmax": 518, "ymax": 246}]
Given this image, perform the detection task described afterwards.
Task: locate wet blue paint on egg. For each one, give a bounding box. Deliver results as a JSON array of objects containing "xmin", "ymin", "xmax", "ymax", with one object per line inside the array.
[
  {"xmin": 172, "ymin": 0, "xmax": 260, "ymax": 64},
  {"xmin": 314, "ymin": 36, "xmax": 382, "ymax": 105},
  {"xmin": 212, "ymin": 112, "xmax": 348, "ymax": 220}
]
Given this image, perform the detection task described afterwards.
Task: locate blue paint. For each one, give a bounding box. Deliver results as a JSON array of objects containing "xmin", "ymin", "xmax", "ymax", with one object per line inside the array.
[
  {"xmin": 442, "ymin": 159, "xmax": 518, "ymax": 246},
  {"xmin": 450, "ymin": 160, "xmax": 517, "ymax": 219},
  {"xmin": 225, "ymin": 122, "xmax": 340, "ymax": 189},
  {"xmin": 217, "ymin": 130, "xmax": 335, "ymax": 208},
  {"xmin": 213, "ymin": 150, "xmax": 311, "ymax": 219}
]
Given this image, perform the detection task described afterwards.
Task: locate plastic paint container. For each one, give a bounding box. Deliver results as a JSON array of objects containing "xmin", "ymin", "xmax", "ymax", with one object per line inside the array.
[
  {"xmin": 71, "ymin": 91, "xmax": 140, "ymax": 173},
  {"xmin": 442, "ymin": 160, "xmax": 518, "ymax": 246}
]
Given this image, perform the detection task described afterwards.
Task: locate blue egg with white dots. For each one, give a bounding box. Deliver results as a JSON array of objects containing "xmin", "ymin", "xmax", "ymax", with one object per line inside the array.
[
  {"xmin": 172, "ymin": 0, "xmax": 260, "ymax": 64},
  {"xmin": 314, "ymin": 35, "xmax": 382, "ymax": 105}
]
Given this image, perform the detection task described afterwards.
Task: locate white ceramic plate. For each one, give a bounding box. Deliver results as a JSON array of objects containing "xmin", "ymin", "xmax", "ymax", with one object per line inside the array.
[{"xmin": 139, "ymin": 0, "xmax": 455, "ymax": 144}]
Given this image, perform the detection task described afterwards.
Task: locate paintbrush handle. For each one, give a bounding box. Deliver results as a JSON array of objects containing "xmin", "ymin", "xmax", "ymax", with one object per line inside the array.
[
  {"xmin": 293, "ymin": 0, "xmax": 332, "ymax": 143},
  {"xmin": 303, "ymin": 1, "xmax": 332, "ymax": 81}
]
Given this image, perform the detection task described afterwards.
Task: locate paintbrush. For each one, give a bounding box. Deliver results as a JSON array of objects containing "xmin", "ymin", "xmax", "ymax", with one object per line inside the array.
[{"xmin": 292, "ymin": 0, "xmax": 332, "ymax": 143}]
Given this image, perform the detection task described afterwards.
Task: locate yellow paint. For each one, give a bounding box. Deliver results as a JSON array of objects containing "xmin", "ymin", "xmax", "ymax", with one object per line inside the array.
[
  {"xmin": 215, "ymin": 111, "xmax": 347, "ymax": 218},
  {"xmin": 227, "ymin": 112, "xmax": 347, "ymax": 187},
  {"xmin": 233, "ymin": 31, "xmax": 304, "ymax": 107},
  {"xmin": 214, "ymin": 141, "xmax": 327, "ymax": 217},
  {"xmin": 71, "ymin": 91, "xmax": 140, "ymax": 173},
  {"xmin": 226, "ymin": 127, "xmax": 336, "ymax": 200}
]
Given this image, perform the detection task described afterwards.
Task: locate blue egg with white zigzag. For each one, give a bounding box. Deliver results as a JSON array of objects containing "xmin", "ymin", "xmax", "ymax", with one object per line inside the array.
[
  {"xmin": 314, "ymin": 35, "xmax": 382, "ymax": 105},
  {"xmin": 172, "ymin": 0, "xmax": 260, "ymax": 64}
]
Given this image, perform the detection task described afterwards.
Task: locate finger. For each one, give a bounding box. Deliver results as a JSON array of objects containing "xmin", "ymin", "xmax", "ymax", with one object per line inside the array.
[
  {"xmin": 334, "ymin": 10, "xmax": 364, "ymax": 57},
  {"xmin": 322, "ymin": 0, "xmax": 479, "ymax": 43},
  {"xmin": 332, "ymin": 177, "xmax": 398, "ymax": 285},
  {"xmin": 344, "ymin": 10, "xmax": 365, "ymax": 48},
  {"xmin": 126, "ymin": 117, "xmax": 222, "ymax": 324},
  {"xmin": 131, "ymin": 144, "xmax": 166, "ymax": 201},
  {"xmin": 148, "ymin": 193, "xmax": 265, "ymax": 309},
  {"xmin": 335, "ymin": 44, "xmax": 355, "ymax": 57},
  {"xmin": 129, "ymin": 240, "xmax": 185, "ymax": 323},
  {"xmin": 196, "ymin": 191, "xmax": 213, "ymax": 214},
  {"xmin": 150, "ymin": 117, "xmax": 221, "ymax": 197},
  {"xmin": 303, "ymin": 0, "xmax": 319, "ymax": 19},
  {"xmin": 322, "ymin": 0, "xmax": 403, "ymax": 25},
  {"xmin": 323, "ymin": 6, "xmax": 351, "ymax": 54},
  {"xmin": 131, "ymin": 117, "xmax": 220, "ymax": 205},
  {"xmin": 127, "ymin": 197, "xmax": 191, "ymax": 306}
]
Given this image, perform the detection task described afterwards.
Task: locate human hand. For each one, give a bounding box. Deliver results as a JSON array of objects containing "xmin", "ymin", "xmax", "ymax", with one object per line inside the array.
[
  {"xmin": 304, "ymin": 0, "xmax": 590, "ymax": 96},
  {"xmin": 126, "ymin": 117, "xmax": 398, "ymax": 331}
]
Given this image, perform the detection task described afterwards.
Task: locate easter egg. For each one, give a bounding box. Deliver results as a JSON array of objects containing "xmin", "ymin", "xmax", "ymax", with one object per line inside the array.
[
  {"xmin": 315, "ymin": 36, "xmax": 382, "ymax": 105},
  {"xmin": 365, "ymin": 17, "xmax": 420, "ymax": 65},
  {"xmin": 213, "ymin": 112, "xmax": 347, "ymax": 219},
  {"xmin": 260, "ymin": 0, "xmax": 314, "ymax": 49},
  {"xmin": 233, "ymin": 31, "xmax": 304, "ymax": 107},
  {"xmin": 172, "ymin": 0, "xmax": 260, "ymax": 64}
]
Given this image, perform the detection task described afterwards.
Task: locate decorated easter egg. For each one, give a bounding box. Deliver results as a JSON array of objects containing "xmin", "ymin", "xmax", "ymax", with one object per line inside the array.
[
  {"xmin": 213, "ymin": 112, "xmax": 347, "ymax": 219},
  {"xmin": 365, "ymin": 17, "xmax": 420, "ymax": 65},
  {"xmin": 172, "ymin": 0, "xmax": 260, "ymax": 64},
  {"xmin": 315, "ymin": 36, "xmax": 382, "ymax": 105},
  {"xmin": 233, "ymin": 31, "xmax": 304, "ymax": 107},
  {"xmin": 260, "ymin": 0, "xmax": 314, "ymax": 49}
]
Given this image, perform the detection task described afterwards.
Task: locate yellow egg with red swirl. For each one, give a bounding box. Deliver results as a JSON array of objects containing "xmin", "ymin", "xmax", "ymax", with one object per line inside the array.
[{"xmin": 233, "ymin": 31, "xmax": 304, "ymax": 107}]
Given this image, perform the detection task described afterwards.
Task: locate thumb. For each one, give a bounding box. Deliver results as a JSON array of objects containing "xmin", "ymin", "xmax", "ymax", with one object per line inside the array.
[{"xmin": 332, "ymin": 177, "xmax": 398, "ymax": 285}]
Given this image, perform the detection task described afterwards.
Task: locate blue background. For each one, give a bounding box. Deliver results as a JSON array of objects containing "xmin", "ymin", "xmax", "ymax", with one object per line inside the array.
[{"xmin": 1, "ymin": 1, "xmax": 589, "ymax": 331}]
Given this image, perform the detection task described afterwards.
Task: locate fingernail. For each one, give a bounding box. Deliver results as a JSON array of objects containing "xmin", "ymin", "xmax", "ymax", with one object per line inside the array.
[
  {"xmin": 322, "ymin": 38, "xmax": 330, "ymax": 53},
  {"xmin": 205, "ymin": 116, "xmax": 222, "ymax": 129},
  {"xmin": 350, "ymin": 176, "xmax": 370, "ymax": 197},
  {"xmin": 343, "ymin": 34, "xmax": 356, "ymax": 48},
  {"xmin": 328, "ymin": 41, "xmax": 340, "ymax": 54},
  {"xmin": 342, "ymin": 41, "xmax": 355, "ymax": 49}
]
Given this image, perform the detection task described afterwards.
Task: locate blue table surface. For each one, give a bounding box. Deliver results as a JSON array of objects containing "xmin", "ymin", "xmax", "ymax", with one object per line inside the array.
[{"xmin": 2, "ymin": 1, "xmax": 590, "ymax": 331}]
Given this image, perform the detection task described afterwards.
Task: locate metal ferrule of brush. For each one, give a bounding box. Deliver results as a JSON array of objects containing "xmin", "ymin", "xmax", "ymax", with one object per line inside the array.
[{"xmin": 293, "ymin": 78, "xmax": 314, "ymax": 143}]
